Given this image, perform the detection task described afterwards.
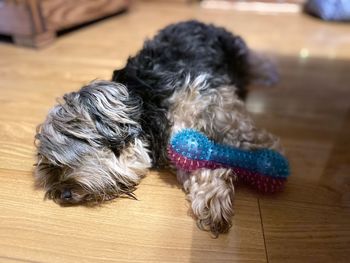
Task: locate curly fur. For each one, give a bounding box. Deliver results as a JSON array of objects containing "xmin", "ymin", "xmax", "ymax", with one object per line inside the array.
[
  {"xmin": 35, "ymin": 81, "xmax": 151, "ymax": 204},
  {"xmin": 35, "ymin": 20, "xmax": 281, "ymax": 235},
  {"xmin": 112, "ymin": 20, "xmax": 255, "ymax": 167},
  {"xmin": 167, "ymin": 75, "xmax": 280, "ymax": 236}
]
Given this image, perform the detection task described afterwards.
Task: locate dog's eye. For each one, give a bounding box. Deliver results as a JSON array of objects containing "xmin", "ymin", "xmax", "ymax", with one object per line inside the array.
[{"xmin": 61, "ymin": 188, "xmax": 72, "ymax": 200}]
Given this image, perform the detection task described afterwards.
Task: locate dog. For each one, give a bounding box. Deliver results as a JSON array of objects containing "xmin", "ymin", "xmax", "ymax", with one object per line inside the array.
[{"xmin": 35, "ymin": 20, "xmax": 281, "ymax": 236}]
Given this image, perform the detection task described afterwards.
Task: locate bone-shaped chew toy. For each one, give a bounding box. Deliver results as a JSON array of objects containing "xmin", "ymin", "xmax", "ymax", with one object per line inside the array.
[{"xmin": 168, "ymin": 129, "xmax": 290, "ymax": 193}]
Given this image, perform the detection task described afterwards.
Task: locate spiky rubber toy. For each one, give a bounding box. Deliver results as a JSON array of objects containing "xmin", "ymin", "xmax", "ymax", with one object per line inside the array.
[{"xmin": 168, "ymin": 129, "xmax": 290, "ymax": 193}]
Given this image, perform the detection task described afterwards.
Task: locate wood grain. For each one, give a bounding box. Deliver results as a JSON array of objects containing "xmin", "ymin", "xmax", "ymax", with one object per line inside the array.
[
  {"xmin": 0, "ymin": 0, "xmax": 129, "ymax": 48},
  {"xmin": 0, "ymin": 1, "xmax": 350, "ymax": 262},
  {"xmin": 0, "ymin": 169, "xmax": 266, "ymax": 263},
  {"xmin": 41, "ymin": 0, "xmax": 130, "ymax": 31},
  {"xmin": 260, "ymin": 200, "xmax": 350, "ymax": 263}
]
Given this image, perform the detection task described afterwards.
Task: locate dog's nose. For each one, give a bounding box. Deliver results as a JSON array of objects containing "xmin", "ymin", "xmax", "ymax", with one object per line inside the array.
[{"xmin": 61, "ymin": 188, "xmax": 72, "ymax": 200}]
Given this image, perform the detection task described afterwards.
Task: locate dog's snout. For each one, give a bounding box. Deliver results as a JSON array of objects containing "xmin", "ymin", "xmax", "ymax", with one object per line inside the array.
[{"xmin": 61, "ymin": 188, "xmax": 72, "ymax": 200}]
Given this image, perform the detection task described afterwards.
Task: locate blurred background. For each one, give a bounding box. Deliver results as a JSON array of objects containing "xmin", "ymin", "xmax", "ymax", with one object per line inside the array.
[{"xmin": 0, "ymin": 1, "xmax": 349, "ymax": 262}]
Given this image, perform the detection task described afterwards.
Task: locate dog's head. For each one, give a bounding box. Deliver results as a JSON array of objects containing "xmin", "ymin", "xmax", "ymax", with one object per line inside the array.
[{"xmin": 35, "ymin": 81, "xmax": 151, "ymax": 205}]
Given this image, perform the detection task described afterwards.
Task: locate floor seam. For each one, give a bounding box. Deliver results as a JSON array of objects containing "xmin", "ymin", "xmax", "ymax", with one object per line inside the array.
[{"xmin": 258, "ymin": 198, "xmax": 269, "ymax": 263}]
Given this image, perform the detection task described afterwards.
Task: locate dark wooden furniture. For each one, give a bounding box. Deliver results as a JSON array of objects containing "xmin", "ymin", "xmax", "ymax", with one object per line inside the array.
[{"xmin": 0, "ymin": 0, "xmax": 130, "ymax": 48}]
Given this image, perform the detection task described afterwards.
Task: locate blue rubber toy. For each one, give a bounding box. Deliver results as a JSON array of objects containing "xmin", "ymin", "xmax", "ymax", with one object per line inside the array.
[{"xmin": 170, "ymin": 128, "xmax": 290, "ymax": 178}]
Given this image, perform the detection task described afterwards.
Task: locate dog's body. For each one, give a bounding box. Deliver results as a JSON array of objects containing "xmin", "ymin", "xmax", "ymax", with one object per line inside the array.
[
  {"xmin": 35, "ymin": 20, "xmax": 281, "ymax": 236},
  {"xmin": 112, "ymin": 21, "xmax": 252, "ymax": 168}
]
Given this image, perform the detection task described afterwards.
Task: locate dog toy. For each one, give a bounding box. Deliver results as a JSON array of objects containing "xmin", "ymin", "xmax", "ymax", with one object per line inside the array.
[{"xmin": 168, "ymin": 129, "xmax": 290, "ymax": 193}]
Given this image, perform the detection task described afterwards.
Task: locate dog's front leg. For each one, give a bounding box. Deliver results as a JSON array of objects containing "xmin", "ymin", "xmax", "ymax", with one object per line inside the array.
[{"xmin": 176, "ymin": 168, "xmax": 235, "ymax": 237}]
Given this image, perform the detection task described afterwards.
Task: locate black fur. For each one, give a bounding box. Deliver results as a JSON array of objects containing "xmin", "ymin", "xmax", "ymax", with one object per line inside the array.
[{"xmin": 112, "ymin": 20, "xmax": 252, "ymax": 167}]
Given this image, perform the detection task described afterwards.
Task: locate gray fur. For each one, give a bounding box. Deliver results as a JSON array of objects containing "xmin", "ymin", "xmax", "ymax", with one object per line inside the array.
[
  {"xmin": 34, "ymin": 21, "xmax": 281, "ymax": 236},
  {"xmin": 35, "ymin": 81, "xmax": 151, "ymax": 204}
]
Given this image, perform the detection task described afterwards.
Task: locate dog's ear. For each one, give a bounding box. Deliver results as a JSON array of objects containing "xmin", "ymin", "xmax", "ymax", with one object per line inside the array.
[
  {"xmin": 35, "ymin": 101, "xmax": 96, "ymax": 167},
  {"xmin": 77, "ymin": 81, "xmax": 142, "ymax": 152},
  {"xmin": 112, "ymin": 67, "xmax": 170, "ymax": 167}
]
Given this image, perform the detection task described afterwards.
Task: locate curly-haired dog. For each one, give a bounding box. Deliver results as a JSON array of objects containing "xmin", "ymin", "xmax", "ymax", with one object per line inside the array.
[{"xmin": 35, "ymin": 20, "xmax": 281, "ymax": 236}]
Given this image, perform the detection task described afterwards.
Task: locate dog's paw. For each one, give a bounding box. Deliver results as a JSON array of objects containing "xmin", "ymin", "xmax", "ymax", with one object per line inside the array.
[
  {"xmin": 195, "ymin": 206, "xmax": 233, "ymax": 238},
  {"xmin": 187, "ymin": 168, "xmax": 235, "ymax": 237}
]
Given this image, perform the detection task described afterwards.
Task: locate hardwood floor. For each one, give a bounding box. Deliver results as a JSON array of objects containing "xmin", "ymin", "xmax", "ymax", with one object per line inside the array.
[{"xmin": 0, "ymin": 1, "xmax": 349, "ymax": 262}]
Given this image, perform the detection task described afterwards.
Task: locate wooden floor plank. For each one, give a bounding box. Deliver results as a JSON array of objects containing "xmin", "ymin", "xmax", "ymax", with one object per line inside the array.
[
  {"xmin": 0, "ymin": 169, "xmax": 266, "ymax": 263},
  {"xmin": 0, "ymin": 1, "xmax": 350, "ymax": 262},
  {"xmin": 260, "ymin": 199, "xmax": 350, "ymax": 263}
]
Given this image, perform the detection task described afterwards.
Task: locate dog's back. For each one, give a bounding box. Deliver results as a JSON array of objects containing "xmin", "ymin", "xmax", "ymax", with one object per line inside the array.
[{"xmin": 113, "ymin": 20, "xmax": 251, "ymax": 100}]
